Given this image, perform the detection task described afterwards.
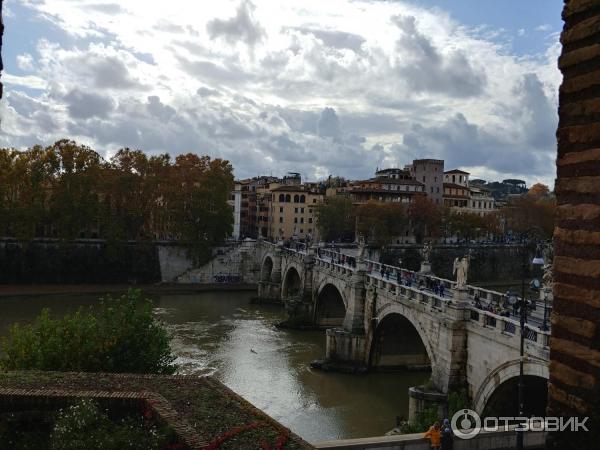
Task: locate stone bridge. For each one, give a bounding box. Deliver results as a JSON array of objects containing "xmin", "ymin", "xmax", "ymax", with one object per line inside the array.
[{"xmin": 256, "ymin": 240, "xmax": 550, "ymax": 417}]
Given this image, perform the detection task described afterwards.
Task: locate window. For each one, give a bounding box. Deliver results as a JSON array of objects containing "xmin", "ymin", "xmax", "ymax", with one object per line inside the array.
[
  {"xmin": 293, "ymin": 194, "xmax": 299, "ymax": 203},
  {"xmin": 279, "ymin": 207, "xmax": 283, "ymax": 213},
  {"xmin": 436, "ymin": 187, "xmax": 439, "ymax": 193},
  {"xmin": 452, "ymin": 175, "xmax": 456, "ymax": 183},
  {"xmin": 300, "ymin": 229, "xmax": 304, "ymax": 233},
  {"xmin": 279, "ymin": 194, "xmax": 285, "ymax": 202},
  {"xmin": 313, "ymin": 199, "xmax": 317, "ymax": 203},
  {"xmin": 301, "ymin": 208, "xmax": 304, "ymax": 213},
  {"xmin": 309, "ymin": 218, "xmax": 313, "ymax": 223},
  {"xmin": 300, "ymin": 218, "xmax": 304, "ymax": 224},
  {"xmin": 308, "ymin": 228, "xmax": 312, "ymax": 233},
  {"xmin": 422, "ymin": 176, "xmax": 426, "ymax": 182},
  {"xmin": 430, "ymin": 187, "xmax": 433, "ymax": 193},
  {"xmin": 279, "ymin": 217, "xmax": 283, "ymax": 223},
  {"xmin": 459, "ymin": 175, "xmax": 463, "ymax": 183},
  {"xmin": 294, "ymin": 217, "xmax": 298, "ymax": 223},
  {"xmin": 434, "ymin": 176, "xmax": 437, "ymax": 182},
  {"xmin": 294, "ymin": 207, "xmax": 298, "ymax": 213},
  {"xmin": 300, "ymin": 195, "xmax": 306, "ymax": 203},
  {"xmin": 285, "ymin": 194, "xmax": 291, "ymax": 202},
  {"xmin": 309, "ymin": 209, "xmax": 312, "ymax": 213}
]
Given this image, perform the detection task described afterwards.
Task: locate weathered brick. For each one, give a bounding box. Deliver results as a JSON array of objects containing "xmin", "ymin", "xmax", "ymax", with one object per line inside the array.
[
  {"xmin": 563, "ymin": 0, "xmax": 600, "ymax": 19},
  {"xmin": 550, "ymin": 360, "xmax": 597, "ymax": 388},
  {"xmin": 552, "ymin": 337, "xmax": 600, "ymax": 368},
  {"xmin": 561, "ymin": 68, "xmax": 600, "ymax": 94},
  {"xmin": 562, "ymin": 14, "xmax": 600, "ymax": 44},
  {"xmin": 558, "ymin": 43, "xmax": 600, "ymax": 70}
]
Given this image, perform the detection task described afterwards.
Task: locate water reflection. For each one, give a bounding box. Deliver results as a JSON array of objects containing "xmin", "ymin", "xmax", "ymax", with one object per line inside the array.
[{"xmin": 0, "ymin": 290, "xmax": 429, "ymax": 443}]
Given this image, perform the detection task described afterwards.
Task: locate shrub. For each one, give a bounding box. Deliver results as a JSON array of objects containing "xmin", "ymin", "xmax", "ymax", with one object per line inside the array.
[
  {"xmin": 50, "ymin": 399, "xmax": 170, "ymax": 450},
  {"xmin": 0, "ymin": 289, "xmax": 176, "ymax": 374}
]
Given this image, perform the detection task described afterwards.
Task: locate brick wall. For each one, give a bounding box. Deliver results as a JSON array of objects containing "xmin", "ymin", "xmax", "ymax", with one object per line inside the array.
[{"xmin": 548, "ymin": 0, "xmax": 600, "ymax": 448}]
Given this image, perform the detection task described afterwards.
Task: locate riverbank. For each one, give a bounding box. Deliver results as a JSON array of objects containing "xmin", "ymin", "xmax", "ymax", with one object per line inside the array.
[{"xmin": 0, "ymin": 283, "xmax": 257, "ymax": 298}]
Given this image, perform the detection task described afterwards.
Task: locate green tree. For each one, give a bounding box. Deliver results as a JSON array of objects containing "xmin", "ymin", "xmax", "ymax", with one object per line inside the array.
[
  {"xmin": 0, "ymin": 289, "xmax": 176, "ymax": 374},
  {"xmin": 315, "ymin": 196, "xmax": 355, "ymax": 242}
]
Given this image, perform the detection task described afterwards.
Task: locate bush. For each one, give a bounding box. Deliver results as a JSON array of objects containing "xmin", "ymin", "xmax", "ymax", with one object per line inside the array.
[
  {"xmin": 0, "ymin": 289, "xmax": 176, "ymax": 374},
  {"xmin": 50, "ymin": 399, "xmax": 170, "ymax": 450}
]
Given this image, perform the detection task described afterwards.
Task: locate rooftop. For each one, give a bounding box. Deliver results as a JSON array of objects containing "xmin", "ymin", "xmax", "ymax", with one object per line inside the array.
[
  {"xmin": 0, "ymin": 371, "xmax": 312, "ymax": 450},
  {"xmin": 444, "ymin": 169, "xmax": 470, "ymax": 174}
]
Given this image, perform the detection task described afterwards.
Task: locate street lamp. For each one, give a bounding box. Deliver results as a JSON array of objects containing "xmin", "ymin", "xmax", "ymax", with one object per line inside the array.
[{"xmin": 516, "ymin": 243, "xmax": 545, "ymax": 450}]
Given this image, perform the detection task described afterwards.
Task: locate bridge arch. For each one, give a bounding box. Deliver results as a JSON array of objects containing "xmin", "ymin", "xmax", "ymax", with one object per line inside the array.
[
  {"xmin": 261, "ymin": 255, "xmax": 274, "ymax": 282},
  {"xmin": 369, "ymin": 310, "xmax": 433, "ymax": 370},
  {"xmin": 315, "ymin": 283, "xmax": 347, "ymax": 327},
  {"xmin": 473, "ymin": 359, "xmax": 549, "ymax": 416},
  {"xmin": 282, "ymin": 265, "xmax": 302, "ymax": 298}
]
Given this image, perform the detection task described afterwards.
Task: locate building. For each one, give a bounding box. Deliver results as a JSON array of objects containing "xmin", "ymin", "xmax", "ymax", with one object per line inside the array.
[
  {"xmin": 350, "ymin": 168, "xmax": 425, "ymax": 204},
  {"xmin": 443, "ymin": 169, "xmax": 495, "ymax": 216},
  {"xmin": 268, "ymin": 185, "xmax": 323, "ymax": 241},
  {"xmin": 406, "ymin": 159, "xmax": 445, "ymax": 205}
]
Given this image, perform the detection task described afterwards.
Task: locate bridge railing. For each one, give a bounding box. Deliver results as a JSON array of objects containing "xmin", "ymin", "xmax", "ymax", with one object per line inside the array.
[
  {"xmin": 468, "ymin": 307, "xmax": 550, "ymax": 351},
  {"xmin": 365, "ymin": 274, "xmax": 450, "ymax": 312}
]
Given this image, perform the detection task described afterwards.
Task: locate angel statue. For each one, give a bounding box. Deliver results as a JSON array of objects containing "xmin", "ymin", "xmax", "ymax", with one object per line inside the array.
[
  {"xmin": 453, "ymin": 255, "xmax": 470, "ymax": 289},
  {"xmin": 421, "ymin": 241, "xmax": 432, "ymax": 263},
  {"xmin": 357, "ymin": 233, "xmax": 366, "ymax": 260}
]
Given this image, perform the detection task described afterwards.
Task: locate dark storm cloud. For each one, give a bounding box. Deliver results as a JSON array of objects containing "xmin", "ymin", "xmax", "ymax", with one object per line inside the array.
[
  {"xmin": 206, "ymin": 1, "xmax": 265, "ymax": 47},
  {"xmin": 398, "ymin": 110, "xmax": 554, "ymax": 178},
  {"xmin": 64, "ymin": 89, "xmax": 115, "ymax": 119},
  {"xmin": 393, "ymin": 15, "xmax": 487, "ymax": 98},
  {"xmin": 317, "ymin": 107, "xmax": 341, "ymax": 139},
  {"xmin": 66, "ymin": 53, "xmax": 145, "ymax": 90}
]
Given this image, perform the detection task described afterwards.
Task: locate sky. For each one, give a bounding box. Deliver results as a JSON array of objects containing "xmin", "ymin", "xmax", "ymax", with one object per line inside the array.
[{"xmin": 1, "ymin": 0, "xmax": 564, "ymax": 186}]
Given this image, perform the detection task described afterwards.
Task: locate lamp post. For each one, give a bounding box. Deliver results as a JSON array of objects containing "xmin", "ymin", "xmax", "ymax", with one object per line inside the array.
[
  {"xmin": 541, "ymin": 289, "xmax": 549, "ymax": 331},
  {"xmin": 516, "ymin": 242, "xmax": 545, "ymax": 450}
]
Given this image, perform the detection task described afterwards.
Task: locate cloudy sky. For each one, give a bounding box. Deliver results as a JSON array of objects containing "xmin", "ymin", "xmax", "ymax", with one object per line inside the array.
[{"xmin": 1, "ymin": 0, "xmax": 563, "ymax": 185}]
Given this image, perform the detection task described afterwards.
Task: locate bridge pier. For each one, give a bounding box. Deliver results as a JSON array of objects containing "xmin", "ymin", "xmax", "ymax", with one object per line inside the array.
[
  {"xmin": 280, "ymin": 252, "xmax": 318, "ymax": 328},
  {"xmin": 257, "ymin": 249, "xmax": 282, "ymax": 302},
  {"xmin": 315, "ymin": 267, "xmax": 370, "ymax": 372}
]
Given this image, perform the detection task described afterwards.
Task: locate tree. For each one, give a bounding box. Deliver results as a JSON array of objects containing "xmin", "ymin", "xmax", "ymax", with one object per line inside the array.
[
  {"xmin": 0, "ymin": 289, "xmax": 176, "ymax": 374},
  {"xmin": 356, "ymin": 201, "xmax": 408, "ymax": 248},
  {"xmin": 527, "ymin": 183, "xmax": 550, "ymax": 200},
  {"xmin": 49, "ymin": 140, "xmax": 103, "ymax": 240},
  {"xmin": 314, "ymin": 196, "xmax": 354, "ymax": 242},
  {"xmin": 501, "ymin": 194, "xmax": 556, "ymax": 239},
  {"xmin": 169, "ymin": 154, "xmax": 234, "ymax": 264},
  {"xmin": 408, "ymin": 196, "xmax": 442, "ymax": 243}
]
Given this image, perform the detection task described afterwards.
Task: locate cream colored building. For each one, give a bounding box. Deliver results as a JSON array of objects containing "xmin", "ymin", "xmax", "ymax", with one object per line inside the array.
[
  {"xmin": 268, "ymin": 185, "xmax": 324, "ymax": 241},
  {"xmin": 443, "ymin": 169, "xmax": 495, "ymax": 216}
]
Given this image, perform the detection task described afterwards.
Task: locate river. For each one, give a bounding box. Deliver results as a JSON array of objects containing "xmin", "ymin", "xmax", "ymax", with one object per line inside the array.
[{"xmin": 0, "ymin": 289, "xmax": 429, "ymax": 443}]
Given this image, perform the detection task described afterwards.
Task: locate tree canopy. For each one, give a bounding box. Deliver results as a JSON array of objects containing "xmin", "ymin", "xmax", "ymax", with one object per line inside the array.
[{"xmin": 0, "ymin": 140, "xmax": 234, "ymax": 264}]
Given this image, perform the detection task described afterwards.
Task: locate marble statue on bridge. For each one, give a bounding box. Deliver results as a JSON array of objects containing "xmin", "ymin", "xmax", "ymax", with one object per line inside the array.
[
  {"xmin": 421, "ymin": 241, "xmax": 432, "ymax": 263},
  {"xmin": 453, "ymin": 255, "xmax": 470, "ymax": 289}
]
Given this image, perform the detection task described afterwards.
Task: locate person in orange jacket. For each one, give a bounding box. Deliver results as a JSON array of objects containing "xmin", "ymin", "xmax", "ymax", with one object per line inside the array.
[{"xmin": 424, "ymin": 421, "xmax": 442, "ymax": 450}]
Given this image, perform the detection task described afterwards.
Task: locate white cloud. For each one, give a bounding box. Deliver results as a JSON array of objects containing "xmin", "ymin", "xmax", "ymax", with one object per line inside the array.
[
  {"xmin": 3, "ymin": 0, "xmax": 561, "ymax": 186},
  {"xmin": 16, "ymin": 53, "xmax": 35, "ymax": 71}
]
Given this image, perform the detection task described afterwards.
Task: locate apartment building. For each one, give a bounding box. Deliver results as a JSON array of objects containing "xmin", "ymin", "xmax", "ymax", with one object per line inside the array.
[
  {"xmin": 443, "ymin": 169, "xmax": 495, "ymax": 215},
  {"xmin": 268, "ymin": 185, "xmax": 323, "ymax": 241},
  {"xmin": 350, "ymin": 168, "xmax": 425, "ymax": 204}
]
